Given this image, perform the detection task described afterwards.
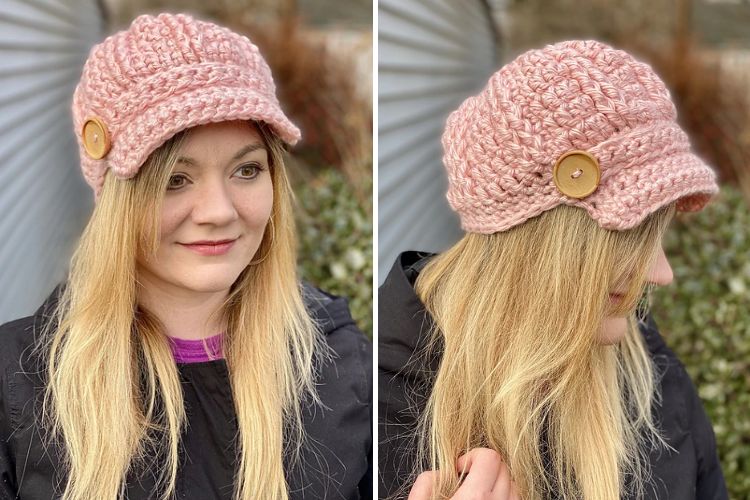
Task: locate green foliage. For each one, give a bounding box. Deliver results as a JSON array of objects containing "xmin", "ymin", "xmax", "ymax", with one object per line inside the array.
[
  {"xmin": 652, "ymin": 185, "xmax": 750, "ymax": 496},
  {"xmin": 294, "ymin": 168, "xmax": 373, "ymax": 338}
]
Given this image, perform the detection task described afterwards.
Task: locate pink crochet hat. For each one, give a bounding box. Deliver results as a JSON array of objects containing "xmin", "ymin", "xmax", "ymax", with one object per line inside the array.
[
  {"xmin": 72, "ymin": 13, "xmax": 300, "ymax": 197},
  {"xmin": 442, "ymin": 39, "xmax": 719, "ymax": 232}
]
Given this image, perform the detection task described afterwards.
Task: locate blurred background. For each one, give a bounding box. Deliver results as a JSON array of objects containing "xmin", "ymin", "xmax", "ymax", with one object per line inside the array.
[
  {"xmin": 379, "ymin": 0, "xmax": 749, "ymax": 494},
  {"xmin": 0, "ymin": 0, "xmax": 373, "ymax": 336}
]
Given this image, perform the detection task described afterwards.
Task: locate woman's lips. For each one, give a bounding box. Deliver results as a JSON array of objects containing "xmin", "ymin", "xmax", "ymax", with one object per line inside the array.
[
  {"xmin": 179, "ymin": 239, "xmax": 237, "ymax": 256},
  {"xmin": 609, "ymin": 294, "xmax": 624, "ymax": 304}
]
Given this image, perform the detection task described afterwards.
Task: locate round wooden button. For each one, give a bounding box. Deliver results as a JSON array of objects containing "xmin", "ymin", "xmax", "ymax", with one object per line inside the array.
[
  {"xmin": 553, "ymin": 150, "xmax": 600, "ymax": 199},
  {"xmin": 82, "ymin": 117, "xmax": 111, "ymax": 160}
]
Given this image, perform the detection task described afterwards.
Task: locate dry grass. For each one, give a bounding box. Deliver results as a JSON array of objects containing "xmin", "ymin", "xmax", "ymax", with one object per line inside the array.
[{"xmin": 231, "ymin": 16, "xmax": 373, "ymax": 205}]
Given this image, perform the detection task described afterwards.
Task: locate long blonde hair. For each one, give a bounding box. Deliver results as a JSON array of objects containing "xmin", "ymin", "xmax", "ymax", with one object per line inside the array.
[
  {"xmin": 37, "ymin": 122, "xmax": 323, "ymax": 500},
  {"xmin": 413, "ymin": 203, "xmax": 675, "ymax": 500}
]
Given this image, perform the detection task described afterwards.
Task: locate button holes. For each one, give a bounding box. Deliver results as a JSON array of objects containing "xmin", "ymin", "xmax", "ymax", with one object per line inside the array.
[{"xmin": 571, "ymin": 169, "xmax": 583, "ymax": 179}]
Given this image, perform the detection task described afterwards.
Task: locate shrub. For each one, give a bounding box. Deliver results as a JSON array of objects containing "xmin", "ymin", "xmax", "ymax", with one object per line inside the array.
[
  {"xmin": 294, "ymin": 168, "xmax": 372, "ymax": 338},
  {"xmin": 652, "ymin": 185, "xmax": 750, "ymax": 496}
]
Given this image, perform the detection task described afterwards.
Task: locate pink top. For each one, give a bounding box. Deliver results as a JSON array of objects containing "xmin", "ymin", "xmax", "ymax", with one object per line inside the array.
[{"xmin": 168, "ymin": 333, "xmax": 224, "ymax": 364}]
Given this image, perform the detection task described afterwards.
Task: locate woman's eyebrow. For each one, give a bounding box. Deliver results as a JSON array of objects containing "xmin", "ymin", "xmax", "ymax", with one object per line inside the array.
[
  {"xmin": 176, "ymin": 143, "xmax": 266, "ymax": 166},
  {"xmin": 230, "ymin": 143, "xmax": 266, "ymax": 161}
]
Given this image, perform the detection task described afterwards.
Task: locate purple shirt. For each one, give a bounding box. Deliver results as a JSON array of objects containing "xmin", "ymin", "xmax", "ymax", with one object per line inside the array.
[{"xmin": 168, "ymin": 332, "xmax": 224, "ymax": 363}]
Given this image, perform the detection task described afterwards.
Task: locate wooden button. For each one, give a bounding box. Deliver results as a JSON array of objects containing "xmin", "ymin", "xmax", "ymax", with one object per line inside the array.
[
  {"xmin": 82, "ymin": 117, "xmax": 111, "ymax": 160},
  {"xmin": 553, "ymin": 150, "xmax": 600, "ymax": 199}
]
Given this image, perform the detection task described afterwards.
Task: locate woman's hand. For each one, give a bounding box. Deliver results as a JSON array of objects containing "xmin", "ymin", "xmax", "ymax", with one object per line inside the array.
[{"xmin": 408, "ymin": 448, "xmax": 520, "ymax": 499}]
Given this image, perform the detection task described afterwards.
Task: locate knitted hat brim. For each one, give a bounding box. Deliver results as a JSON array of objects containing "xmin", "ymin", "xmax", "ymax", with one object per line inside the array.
[
  {"xmin": 587, "ymin": 149, "xmax": 719, "ymax": 230},
  {"xmin": 87, "ymin": 85, "xmax": 300, "ymax": 195}
]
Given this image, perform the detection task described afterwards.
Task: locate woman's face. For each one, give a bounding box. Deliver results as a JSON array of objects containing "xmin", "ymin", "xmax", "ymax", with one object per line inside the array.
[
  {"xmin": 598, "ymin": 245, "xmax": 674, "ymax": 345},
  {"xmin": 137, "ymin": 120, "xmax": 273, "ymax": 295}
]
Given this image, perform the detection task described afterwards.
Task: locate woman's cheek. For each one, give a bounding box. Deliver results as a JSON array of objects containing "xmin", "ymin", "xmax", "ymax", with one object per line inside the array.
[
  {"xmin": 238, "ymin": 178, "xmax": 274, "ymax": 228},
  {"xmin": 159, "ymin": 201, "xmax": 191, "ymax": 242}
]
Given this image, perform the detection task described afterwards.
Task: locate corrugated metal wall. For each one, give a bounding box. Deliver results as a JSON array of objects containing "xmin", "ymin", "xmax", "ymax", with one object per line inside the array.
[
  {"xmin": 0, "ymin": 0, "xmax": 104, "ymax": 323},
  {"xmin": 378, "ymin": 0, "xmax": 500, "ymax": 282}
]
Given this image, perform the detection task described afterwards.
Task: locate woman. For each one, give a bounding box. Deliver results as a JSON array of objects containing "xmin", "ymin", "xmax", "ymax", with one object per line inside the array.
[
  {"xmin": 379, "ymin": 40, "xmax": 727, "ymax": 499},
  {"xmin": 0, "ymin": 13, "xmax": 371, "ymax": 500}
]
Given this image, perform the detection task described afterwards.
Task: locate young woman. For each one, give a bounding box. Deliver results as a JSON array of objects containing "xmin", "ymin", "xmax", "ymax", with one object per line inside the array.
[
  {"xmin": 379, "ymin": 40, "xmax": 727, "ymax": 500},
  {"xmin": 0, "ymin": 13, "xmax": 371, "ymax": 500}
]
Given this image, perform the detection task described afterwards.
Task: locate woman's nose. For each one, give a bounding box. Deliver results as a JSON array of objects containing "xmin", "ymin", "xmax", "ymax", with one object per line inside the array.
[
  {"xmin": 647, "ymin": 246, "xmax": 674, "ymax": 287},
  {"xmin": 191, "ymin": 179, "xmax": 239, "ymax": 226}
]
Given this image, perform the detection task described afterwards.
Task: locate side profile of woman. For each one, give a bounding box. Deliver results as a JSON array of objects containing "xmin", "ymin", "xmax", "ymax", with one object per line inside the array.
[
  {"xmin": 0, "ymin": 13, "xmax": 371, "ymax": 500},
  {"xmin": 379, "ymin": 40, "xmax": 727, "ymax": 500}
]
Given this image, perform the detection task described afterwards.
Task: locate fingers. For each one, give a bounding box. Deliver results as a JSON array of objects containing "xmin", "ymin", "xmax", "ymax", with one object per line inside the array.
[
  {"xmin": 409, "ymin": 449, "xmax": 521, "ymax": 500},
  {"xmin": 491, "ymin": 457, "xmax": 511, "ymax": 497},
  {"xmin": 454, "ymin": 448, "xmax": 521, "ymax": 500},
  {"xmin": 408, "ymin": 470, "xmax": 437, "ymax": 500},
  {"xmin": 491, "ymin": 464, "xmax": 521, "ymax": 499},
  {"xmin": 454, "ymin": 448, "xmax": 503, "ymax": 497}
]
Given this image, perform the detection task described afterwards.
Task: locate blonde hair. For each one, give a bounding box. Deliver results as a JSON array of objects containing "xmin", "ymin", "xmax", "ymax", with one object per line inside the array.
[
  {"xmin": 413, "ymin": 203, "xmax": 675, "ymax": 500},
  {"xmin": 37, "ymin": 122, "xmax": 324, "ymax": 499}
]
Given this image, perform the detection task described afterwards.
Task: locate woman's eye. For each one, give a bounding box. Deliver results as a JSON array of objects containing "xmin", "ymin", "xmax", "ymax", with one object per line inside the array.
[
  {"xmin": 167, "ymin": 174, "xmax": 188, "ymax": 190},
  {"xmin": 234, "ymin": 163, "xmax": 263, "ymax": 180}
]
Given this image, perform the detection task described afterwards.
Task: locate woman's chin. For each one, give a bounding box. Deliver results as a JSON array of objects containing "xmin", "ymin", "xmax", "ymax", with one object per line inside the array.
[
  {"xmin": 178, "ymin": 272, "xmax": 244, "ymax": 294},
  {"xmin": 598, "ymin": 316, "xmax": 628, "ymax": 345}
]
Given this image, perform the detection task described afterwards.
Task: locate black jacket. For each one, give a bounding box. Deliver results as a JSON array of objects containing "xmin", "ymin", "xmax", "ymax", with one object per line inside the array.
[
  {"xmin": 0, "ymin": 283, "xmax": 372, "ymax": 500},
  {"xmin": 378, "ymin": 251, "xmax": 728, "ymax": 500}
]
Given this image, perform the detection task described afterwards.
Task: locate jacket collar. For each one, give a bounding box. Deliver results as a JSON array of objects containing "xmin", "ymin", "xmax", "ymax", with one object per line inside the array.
[
  {"xmin": 378, "ymin": 251, "xmax": 441, "ymax": 378},
  {"xmin": 300, "ymin": 281, "xmax": 357, "ymax": 335}
]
